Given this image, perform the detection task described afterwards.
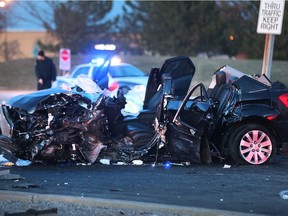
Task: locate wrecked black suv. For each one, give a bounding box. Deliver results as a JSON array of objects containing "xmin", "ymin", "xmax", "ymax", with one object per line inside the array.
[
  {"xmin": 1, "ymin": 56, "xmax": 288, "ymax": 165},
  {"xmin": 170, "ymin": 64, "xmax": 288, "ymax": 165}
]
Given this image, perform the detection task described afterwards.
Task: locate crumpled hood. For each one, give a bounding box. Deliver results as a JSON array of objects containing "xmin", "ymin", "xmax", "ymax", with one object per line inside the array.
[
  {"xmin": 7, "ymin": 87, "xmax": 101, "ymax": 113},
  {"xmin": 7, "ymin": 88, "xmax": 70, "ymax": 112}
]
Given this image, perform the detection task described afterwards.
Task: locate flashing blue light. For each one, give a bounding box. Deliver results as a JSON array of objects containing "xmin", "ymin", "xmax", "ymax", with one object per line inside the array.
[
  {"xmin": 164, "ymin": 161, "xmax": 171, "ymax": 169},
  {"xmin": 91, "ymin": 57, "xmax": 121, "ymax": 66},
  {"xmin": 94, "ymin": 44, "xmax": 116, "ymax": 51},
  {"xmin": 91, "ymin": 58, "xmax": 105, "ymax": 66}
]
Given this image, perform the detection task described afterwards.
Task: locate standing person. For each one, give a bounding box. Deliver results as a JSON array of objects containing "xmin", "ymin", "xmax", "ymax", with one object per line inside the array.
[{"xmin": 35, "ymin": 50, "xmax": 57, "ymax": 90}]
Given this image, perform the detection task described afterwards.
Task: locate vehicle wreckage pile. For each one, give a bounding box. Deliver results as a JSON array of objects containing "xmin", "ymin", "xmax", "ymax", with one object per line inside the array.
[{"xmin": 1, "ymin": 56, "xmax": 288, "ymax": 166}]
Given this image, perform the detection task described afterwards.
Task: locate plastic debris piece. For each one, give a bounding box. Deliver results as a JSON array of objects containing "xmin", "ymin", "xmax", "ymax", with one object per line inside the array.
[
  {"xmin": 1, "ymin": 162, "xmax": 14, "ymax": 167},
  {"xmin": 279, "ymin": 190, "xmax": 288, "ymax": 199},
  {"xmin": 0, "ymin": 154, "xmax": 31, "ymax": 167},
  {"xmin": 77, "ymin": 163, "xmax": 90, "ymax": 166},
  {"xmin": 132, "ymin": 160, "xmax": 143, "ymax": 165},
  {"xmin": 0, "ymin": 153, "xmax": 19, "ymax": 164},
  {"xmin": 114, "ymin": 162, "xmax": 127, "ymax": 165},
  {"xmin": 223, "ymin": 164, "xmax": 231, "ymax": 168},
  {"xmin": 15, "ymin": 159, "xmax": 32, "ymax": 167},
  {"xmin": 100, "ymin": 158, "xmax": 110, "ymax": 165},
  {"xmin": 183, "ymin": 162, "xmax": 191, "ymax": 166}
]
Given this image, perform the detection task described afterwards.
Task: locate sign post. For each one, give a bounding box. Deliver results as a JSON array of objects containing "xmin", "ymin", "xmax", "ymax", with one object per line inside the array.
[
  {"xmin": 59, "ymin": 48, "xmax": 71, "ymax": 75},
  {"xmin": 257, "ymin": 0, "xmax": 285, "ymax": 78}
]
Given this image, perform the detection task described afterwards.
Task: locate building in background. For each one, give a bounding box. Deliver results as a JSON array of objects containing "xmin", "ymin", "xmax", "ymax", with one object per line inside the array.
[{"xmin": 0, "ymin": 30, "xmax": 58, "ymax": 62}]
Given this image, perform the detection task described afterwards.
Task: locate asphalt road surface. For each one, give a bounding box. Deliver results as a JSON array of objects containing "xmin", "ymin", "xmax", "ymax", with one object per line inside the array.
[{"xmin": 0, "ymin": 156, "xmax": 288, "ymax": 216}]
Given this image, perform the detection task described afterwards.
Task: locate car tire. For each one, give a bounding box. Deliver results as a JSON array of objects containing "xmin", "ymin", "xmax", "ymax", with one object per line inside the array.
[{"xmin": 228, "ymin": 123, "xmax": 276, "ymax": 165}]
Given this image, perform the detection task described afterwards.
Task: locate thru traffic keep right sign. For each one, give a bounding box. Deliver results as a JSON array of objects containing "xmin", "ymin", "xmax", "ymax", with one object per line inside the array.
[{"xmin": 257, "ymin": 0, "xmax": 285, "ymax": 35}]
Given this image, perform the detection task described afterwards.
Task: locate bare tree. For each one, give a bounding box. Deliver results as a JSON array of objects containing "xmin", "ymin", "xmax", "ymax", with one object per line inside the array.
[{"xmin": 15, "ymin": 1, "xmax": 118, "ymax": 54}]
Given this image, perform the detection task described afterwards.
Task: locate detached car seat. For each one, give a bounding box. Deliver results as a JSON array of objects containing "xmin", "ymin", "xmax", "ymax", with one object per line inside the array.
[{"xmin": 120, "ymin": 57, "xmax": 196, "ymax": 147}]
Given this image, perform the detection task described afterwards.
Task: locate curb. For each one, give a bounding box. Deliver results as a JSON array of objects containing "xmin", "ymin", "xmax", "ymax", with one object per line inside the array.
[{"xmin": 0, "ymin": 191, "xmax": 264, "ymax": 216}]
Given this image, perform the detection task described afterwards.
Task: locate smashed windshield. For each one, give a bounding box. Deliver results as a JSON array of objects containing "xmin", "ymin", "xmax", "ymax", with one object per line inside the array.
[{"xmin": 76, "ymin": 76, "xmax": 103, "ymax": 94}]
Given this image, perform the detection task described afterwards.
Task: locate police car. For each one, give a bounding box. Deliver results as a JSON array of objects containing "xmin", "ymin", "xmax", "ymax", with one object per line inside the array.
[{"xmin": 52, "ymin": 57, "xmax": 148, "ymax": 101}]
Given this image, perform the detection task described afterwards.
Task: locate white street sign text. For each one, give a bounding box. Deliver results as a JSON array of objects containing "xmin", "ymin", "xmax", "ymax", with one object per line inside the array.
[{"xmin": 257, "ymin": 0, "xmax": 285, "ymax": 35}]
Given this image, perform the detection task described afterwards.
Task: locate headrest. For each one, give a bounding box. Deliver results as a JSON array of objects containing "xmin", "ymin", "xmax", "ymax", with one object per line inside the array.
[{"xmin": 215, "ymin": 71, "xmax": 226, "ymax": 85}]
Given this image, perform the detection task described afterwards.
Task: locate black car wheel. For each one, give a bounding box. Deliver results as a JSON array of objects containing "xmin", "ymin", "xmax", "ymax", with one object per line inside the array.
[{"xmin": 228, "ymin": 124, "xmax": 276, "ymax": 165}]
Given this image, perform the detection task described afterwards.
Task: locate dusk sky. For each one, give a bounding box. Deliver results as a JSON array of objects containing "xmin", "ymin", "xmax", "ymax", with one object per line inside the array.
[{"xmin": 7, "ymin": 1, "xmax": 125, "ymax": 31}]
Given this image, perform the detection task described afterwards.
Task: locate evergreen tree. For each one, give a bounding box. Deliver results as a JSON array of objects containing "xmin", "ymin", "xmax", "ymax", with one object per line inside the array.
[
  {"xmin": 218, "ymin": 1, "xmax": 265, "ymax": 58},
  {"xmin": 51, "ymin": 1, "xmax": 118, "ymax": 53},
  {"xmin": 121, "ymin": 1, "xmax": 223, "ymax": 56},
  {"xmin": 121, "ymin": 0, "xmax": 287, "ymax": 59}
]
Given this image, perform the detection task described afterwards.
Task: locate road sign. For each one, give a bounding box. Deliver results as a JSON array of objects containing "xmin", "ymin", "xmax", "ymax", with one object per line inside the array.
[
  {"xmin": 257, "ymin": 0, "xmax": 285, "ymax": 35},
  {"xmin": 59, "ymin": 48, "xmax": 71, "ymax": 71},
  {"xmin": 257, "ymin": 0, "xmax": 286, "ymax": 78}
]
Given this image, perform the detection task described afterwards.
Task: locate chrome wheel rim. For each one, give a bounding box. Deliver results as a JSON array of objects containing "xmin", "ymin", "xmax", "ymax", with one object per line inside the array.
[{"xmin": 239, "ymin": 130, "xmax": 272, "ymax": 165}]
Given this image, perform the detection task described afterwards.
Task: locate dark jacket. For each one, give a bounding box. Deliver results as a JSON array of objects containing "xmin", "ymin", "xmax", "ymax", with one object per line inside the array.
[{"xmin": 35, "ymin": 57, "xmax": 57, "ymax": 90}]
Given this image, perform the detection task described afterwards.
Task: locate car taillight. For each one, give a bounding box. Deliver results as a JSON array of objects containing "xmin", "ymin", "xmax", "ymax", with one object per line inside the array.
[
  {"xmin": 266, "ymin": 115, "xmax": 277, "ymax": 121},
  {"xmin": 279, "ymin": 93, "xmax": 288, "ymax": 107},
  {"xmin": 109, "ymin": 82, "xmax": 119, "ymax": 91}
]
